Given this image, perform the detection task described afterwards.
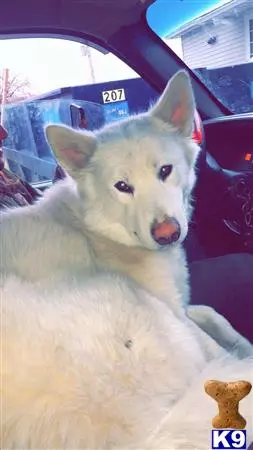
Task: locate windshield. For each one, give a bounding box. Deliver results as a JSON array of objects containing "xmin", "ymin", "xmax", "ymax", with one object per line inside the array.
[
  {"xmin": 0, "ymin": 38, "xmax": 141, "ymax": 185},
  {"xmin": 147, "ymin": 0, "xmax": 253, "ymax": 114}
]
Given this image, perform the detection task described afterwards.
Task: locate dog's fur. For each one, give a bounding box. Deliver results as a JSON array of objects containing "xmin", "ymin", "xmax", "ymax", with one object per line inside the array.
[
  {"xmin": 1, "ymin": 71, "xmax": 252, "ymax": 449},
  {"xmin": 2, "ymin": 273, "xmax": 253, "ymax": 449}
]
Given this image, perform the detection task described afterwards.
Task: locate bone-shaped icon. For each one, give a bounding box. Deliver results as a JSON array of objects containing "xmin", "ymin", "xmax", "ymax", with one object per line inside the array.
[{"xmin": 204, "ymin": 380, "xmax": 252, "ymax": 429}]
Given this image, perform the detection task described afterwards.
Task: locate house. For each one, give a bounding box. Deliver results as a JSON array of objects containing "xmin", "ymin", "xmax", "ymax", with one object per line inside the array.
[{"xmin": 166, "ymin": 0, "xmax": 253, "ymax": 69}]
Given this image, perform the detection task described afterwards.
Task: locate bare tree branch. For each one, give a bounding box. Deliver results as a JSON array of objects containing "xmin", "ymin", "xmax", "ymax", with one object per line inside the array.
[{"xmin": 0, "ymin": 72, "xmax": 33, "ymax": 104}]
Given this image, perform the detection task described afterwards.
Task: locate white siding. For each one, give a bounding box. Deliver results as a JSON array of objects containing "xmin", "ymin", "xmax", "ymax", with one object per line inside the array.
[{"xmin": 182, "ymin": 9, "xmax": 253, "ymax": 69}]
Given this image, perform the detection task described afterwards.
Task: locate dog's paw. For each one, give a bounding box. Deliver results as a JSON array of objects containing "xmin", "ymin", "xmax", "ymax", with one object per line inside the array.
[
  {"xmin": 187, "ymin": 304, "xmax": 214, "ymax": 327},
  {"xmin": 187, "ymin": 305, "xmax": 253, "ymax": 359}
]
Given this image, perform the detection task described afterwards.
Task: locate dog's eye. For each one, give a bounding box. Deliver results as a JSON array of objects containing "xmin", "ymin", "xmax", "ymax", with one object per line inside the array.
[
  {"xmin": 114, "ymin": 181, "xmax": 134, "ymax": 194},
  {"xmin": 158, "ymin": 164, "xmax": 173, "ymax": 181}
]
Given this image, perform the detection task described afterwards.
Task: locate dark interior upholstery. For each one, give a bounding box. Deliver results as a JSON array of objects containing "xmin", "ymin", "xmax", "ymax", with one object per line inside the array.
[{"xmin": 0, "ymin": 0, "xmax": 154, "ymax": 41}]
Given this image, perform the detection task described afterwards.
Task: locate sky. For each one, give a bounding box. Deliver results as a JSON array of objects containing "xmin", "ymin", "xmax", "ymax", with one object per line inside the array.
[
  {"xmin": 0, "ymin": 0, "xmax": 226, "ymax": 97},
  {"xmin": 0, "ymin": 37, "xmax": 182, "ymax": 96}
]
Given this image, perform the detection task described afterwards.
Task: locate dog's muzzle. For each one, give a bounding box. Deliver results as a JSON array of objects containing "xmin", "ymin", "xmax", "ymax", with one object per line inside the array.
[{"xmin": 151, "ymin": 217, "xmax": 181, "ymax": 246}]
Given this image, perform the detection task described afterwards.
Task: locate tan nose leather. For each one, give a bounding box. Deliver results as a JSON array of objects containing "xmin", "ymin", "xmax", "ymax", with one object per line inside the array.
[{"xmin": 152, "ymin": 219, "xmax": 179, "ymax": 240}]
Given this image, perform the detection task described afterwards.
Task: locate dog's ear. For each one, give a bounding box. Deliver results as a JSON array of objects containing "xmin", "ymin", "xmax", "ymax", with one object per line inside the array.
[
  {"xmin": 45, "ymin": 124, "xmax": 96, "ymax": 172},
  {"xmin": 150, "ymin": 70, "xmax": 195, "ymax": 138}
]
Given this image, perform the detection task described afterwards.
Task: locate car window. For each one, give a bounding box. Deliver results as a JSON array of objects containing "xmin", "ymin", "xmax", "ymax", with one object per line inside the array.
[
  {"xmin": 0, "ymin": 38, "xmax": 158, "ymax": 184},
  {"xmin": 147, "ymin": 0, "xmax": 253, "ymax": 115}
]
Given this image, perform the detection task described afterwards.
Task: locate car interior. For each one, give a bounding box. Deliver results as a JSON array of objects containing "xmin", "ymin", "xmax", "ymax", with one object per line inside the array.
[{"xmin": 0, "ymin": 0, "xmax": 252, "ymax": 342}]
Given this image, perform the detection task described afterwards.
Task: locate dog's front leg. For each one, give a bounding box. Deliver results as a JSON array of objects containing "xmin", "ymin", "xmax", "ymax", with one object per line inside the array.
[{"xmin": 187, "ymin": 304, "xmax": 253, "ymax": 358}]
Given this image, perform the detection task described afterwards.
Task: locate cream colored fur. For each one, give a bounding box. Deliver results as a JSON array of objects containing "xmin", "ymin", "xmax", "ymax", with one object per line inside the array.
[
  {"xmin": 1, "ymin": 71, "xmax": 252, "ymax": 449},
  {"xmin": 2, "ymin": 274, "xmax": 253, "ymax": 449}
]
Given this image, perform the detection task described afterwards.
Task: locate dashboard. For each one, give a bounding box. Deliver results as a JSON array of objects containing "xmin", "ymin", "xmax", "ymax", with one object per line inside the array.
[
  {"xmin": 191, "ymin": 112, "xmax": 253, "ymax": 258},
  {"xmin": 203, "ymin": 114, "xmax": 253, "ymax": 173}
]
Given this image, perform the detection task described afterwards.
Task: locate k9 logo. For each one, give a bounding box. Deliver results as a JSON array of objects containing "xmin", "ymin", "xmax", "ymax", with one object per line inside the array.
[{"xmin": 212, "ymin": 430, "xmax": 247, "ymax": 449}]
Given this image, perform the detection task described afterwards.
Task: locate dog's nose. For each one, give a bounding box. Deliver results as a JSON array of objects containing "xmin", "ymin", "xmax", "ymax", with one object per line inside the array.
[{"xmin": 151, "ymin": 217, "xmax": 181, "ymax": 245}]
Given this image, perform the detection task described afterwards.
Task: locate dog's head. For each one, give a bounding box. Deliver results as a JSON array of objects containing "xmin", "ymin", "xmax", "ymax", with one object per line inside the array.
[{"xmin": 46, "ymin": 71, "xmax": 200, "ymax": 250}]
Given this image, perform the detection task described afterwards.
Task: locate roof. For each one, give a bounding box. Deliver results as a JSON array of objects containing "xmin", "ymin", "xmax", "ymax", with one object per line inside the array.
[{"xmin": 166, "ymin": 0, "xmax": 250, "ymax": 39}]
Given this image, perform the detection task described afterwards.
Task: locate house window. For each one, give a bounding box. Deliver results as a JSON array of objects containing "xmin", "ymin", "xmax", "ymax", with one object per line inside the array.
[{"xmin": 250, "ymin": 18, "xmax": 253, "ymax": 58}]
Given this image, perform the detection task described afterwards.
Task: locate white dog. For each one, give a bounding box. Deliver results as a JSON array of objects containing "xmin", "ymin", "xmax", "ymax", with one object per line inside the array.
[
  {"xmin": 2, "ymin": 272, "xmax": 252, "ymax": 449},
  {"xmin": 1, "ymin": 71, "xmax": 252, "ymax": 449},
  {"xmin": 1, "ymin": 71, "xmax": 251, "ymax": 355}
]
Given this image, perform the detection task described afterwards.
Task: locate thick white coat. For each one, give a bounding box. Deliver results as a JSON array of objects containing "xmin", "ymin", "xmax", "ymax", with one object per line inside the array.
[{"xmin": 1, "ymin": 71, "xmax": 252, "ymax": 449}]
